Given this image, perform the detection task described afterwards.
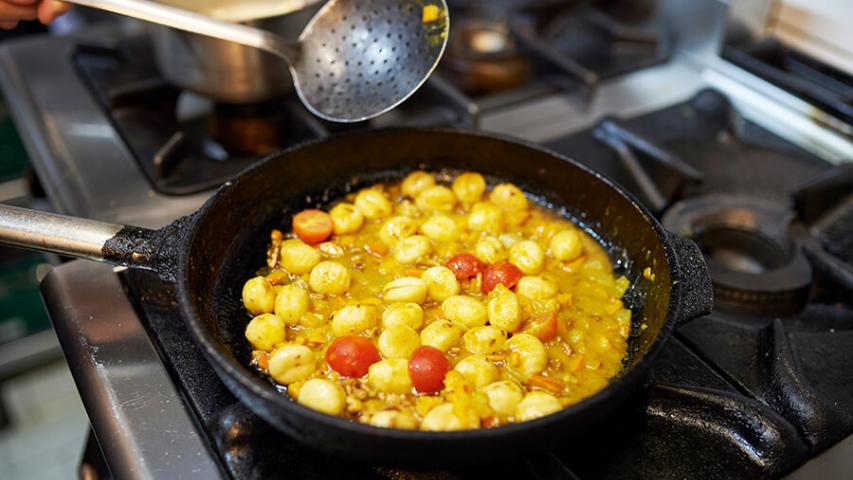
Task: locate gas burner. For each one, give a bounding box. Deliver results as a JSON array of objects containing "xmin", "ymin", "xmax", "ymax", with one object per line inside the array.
[
  {"xmin": 440, "ymin": 17, "xmax": 532, "ymax": 96},
  {"xmin": 73, "ymin": 40, "xmax": 326, "ymax": 195},
  {"xmin": 663, "ymin": 194, "xmax": 812, "ymax": 314},
  {"xmin": 211, "ymin": 102, "xmax": 296, "ymax": 157}
]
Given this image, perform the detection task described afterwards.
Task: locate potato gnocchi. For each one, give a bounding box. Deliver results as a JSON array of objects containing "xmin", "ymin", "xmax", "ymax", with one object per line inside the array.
[{"xmin": 242, "ymin": 171, "xmax": 632, "ymax": 430}]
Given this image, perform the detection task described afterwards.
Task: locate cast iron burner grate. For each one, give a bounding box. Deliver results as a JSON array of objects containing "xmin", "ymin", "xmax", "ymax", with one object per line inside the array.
[
  {"xmin": 72, "ymin": 37, "xmax": 327, "ymax": 196},
  {"xmin": 112, "ymin": 89, "xmax": 853, "ymax": 479},
  {"xmin": 547, "ymin": 89, "xmax": 830, "ymax": 206},
  {"xmin": 542, "ymin": 5, "xmax": 671, "ymax": 80}
]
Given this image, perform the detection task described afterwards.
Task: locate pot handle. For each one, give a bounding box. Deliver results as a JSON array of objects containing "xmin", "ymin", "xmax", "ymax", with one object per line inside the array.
[
  {"xmin": 667, "ymin": 232, "xmax": 713, "ymax": 323},
  {"xmin": 0, "ymin": 204, "xmax": 179, "ymax": 281}
]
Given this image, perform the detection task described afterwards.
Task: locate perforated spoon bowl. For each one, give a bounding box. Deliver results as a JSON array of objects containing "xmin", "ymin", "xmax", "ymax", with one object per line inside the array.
[{"xmin": 65, "ymin": 0, "xmax": 450, "ymax": 122}]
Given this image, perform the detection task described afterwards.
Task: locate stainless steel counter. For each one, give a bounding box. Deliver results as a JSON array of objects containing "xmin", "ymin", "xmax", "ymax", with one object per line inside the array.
[{"xmin": 41, "ymin": 261, "xmax": 221, "ymax": 479}]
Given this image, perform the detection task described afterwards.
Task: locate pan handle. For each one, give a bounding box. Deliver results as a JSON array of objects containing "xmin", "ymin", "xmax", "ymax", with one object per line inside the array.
[
  {"xmin": 667, "ymin": 232, "xmax": 713, "ymax": 323},
  {"xmin": 0, "ymin": 204, "xmax": 179, "ymax": 280}
]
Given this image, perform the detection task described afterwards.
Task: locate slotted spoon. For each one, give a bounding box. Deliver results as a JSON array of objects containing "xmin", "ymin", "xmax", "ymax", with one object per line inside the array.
[{"xmin": 65, "ymin": 0, "xmax": 449, "ymax": 122}]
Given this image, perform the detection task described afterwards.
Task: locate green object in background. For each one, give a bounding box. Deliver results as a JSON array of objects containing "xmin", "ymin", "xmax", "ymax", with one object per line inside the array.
[
  {"xmin": 0, "ymin": 99, "xmax": 53, "ymax": 344},
  {"xmin": 0, "ymin": 106, "xmax": 29, "ymax": 181},
  {"xmin": 0, "ymin": 252, "xmax": 52, "ymax": 345}
]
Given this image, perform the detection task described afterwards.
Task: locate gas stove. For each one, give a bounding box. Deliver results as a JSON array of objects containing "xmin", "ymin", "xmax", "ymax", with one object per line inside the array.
[{"xmin": 2, "ymin": 0, "xmax": 853, "ymax": 478}]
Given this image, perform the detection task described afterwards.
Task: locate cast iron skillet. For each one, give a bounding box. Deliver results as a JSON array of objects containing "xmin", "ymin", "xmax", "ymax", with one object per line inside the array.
[{"xmin": 0, "ymin": 128, "xmax": 712, "ymax": 465}]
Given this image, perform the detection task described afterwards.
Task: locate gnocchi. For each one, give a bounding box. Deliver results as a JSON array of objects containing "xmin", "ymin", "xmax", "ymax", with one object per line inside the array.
[
  {"xmin": 467, "ymin": 201, "xmax": 504, "ymax": 233},
  {"xmin": 509, "ymin": 240, "xmax": 545, "ymax": 275},
  {"xmin": 279, "ymin": 239, "xmax": 321, "ymax": 274},
  {"xmin": 441, "ymin": 295, "xmax": 487, "ymax": 329},
  {"xmin": 309, "ymin": 261, "xmax": 351, "ymax": 295},
  {"xmin": 242, "ymin": 276, "xmax": 276, "ymax": 315},
  {"xmin": 401, "ymin": 171, "xmax": 436, "ymax": 197},
  {"xmin": 243, "ymin": 171, "xmax": 630, "ymax": 430},
  {"xmin": 393, "ymin": 235, "xmax": 432, "ymax": 264},
  {"xmin": 368, "ymin": 359, "xmax": 413, "ymax": 394},
  {"xmin": 451, "ymin": 172, "xmax": 486, "ymax": 204},
  {"xmin": 420, "ymin": 215, "xmax": 459, "ymax": 242},
  {"xmin": 383, "ymin": 277, "xmax": 428, "ymax": 304},
  {"xmin": 379, "ymin": 216, "xmax": 419, "ymax": 246},
  {"xmin": 245, "ymin": 313, "xmax": 286, "ymax": 352},
  {"xmin": 420, "ymin": 320, "xmax": 463, "ymax": 352},
  {"xmin": 416, "ymin": 185, "xmax": 457, "ymax": 212},
  {"xmin": 381, "ymin": 302, "xmax": 424, "ymax": 330},
  {"xmin": 421, "ymin": 266, "xmax": 460, "ymax": 301},
  {"xmin": 274, "ymin": 285, "xmax": 309, "ymax": 325},
  {"xmin": 331, "ymin": 304, "xmax": 378, "ymax": 337},
  {"xmin": 298, "ymin": 379, "xmax": 345, "ymax": 415},
  {"xmin": 355, "ymin": 188, "xmax": 392, "ymax": 219},
  {"xmin": 268, "ymin": 344, "xmax": 315, "ymax": 385},
  {"xmin": 329, "ymin": 203, "xmax": 364, "ymax": 235}
]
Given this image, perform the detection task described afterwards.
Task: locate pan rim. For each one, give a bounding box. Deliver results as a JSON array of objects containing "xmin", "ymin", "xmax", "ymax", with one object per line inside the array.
[{"xmin": 176, "ymin": 126, "xmax": 685, "ymax": 441}]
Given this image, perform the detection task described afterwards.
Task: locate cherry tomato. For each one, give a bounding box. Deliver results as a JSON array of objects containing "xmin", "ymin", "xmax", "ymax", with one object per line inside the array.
[
  {"xmin": 293, "ymin": 209, "xmax": 334, "ymax": 244},
  {"xmin": 524, "ymin": 312, "xmax": 558, "ymax": 342},
  {"xmin": 482, "ymin": 261, "xmax": 523, "ymax": 293},
  {"xmin": 445, "ymin": 253, "xmax": 484, "ymax": 281},
  {"xmin": 408, "ymin": 346, "xmax": 450, "ymax": 393},
  {"xmin": 325, "ymin": 336, "xmax": 381, "ymax": 377}
]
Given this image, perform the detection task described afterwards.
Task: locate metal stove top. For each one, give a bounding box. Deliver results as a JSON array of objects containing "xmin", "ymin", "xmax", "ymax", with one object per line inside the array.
[{"xmin": 2, "ymin": 0, "xmax": 853, "ymax": 478}]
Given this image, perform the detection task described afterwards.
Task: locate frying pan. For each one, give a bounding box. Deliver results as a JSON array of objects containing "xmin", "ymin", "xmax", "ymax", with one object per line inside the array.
[{"xmin": 0, "ymin": 128, "xmax": 711, "ymax": 465}]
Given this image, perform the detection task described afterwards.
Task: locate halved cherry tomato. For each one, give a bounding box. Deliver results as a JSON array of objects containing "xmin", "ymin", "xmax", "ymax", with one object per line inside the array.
[
  {"xmin": 524, "ymin": 312, "xmax": 558, "ymax": 342},
  {"xmin": 445, "ymin": 253, "xmax": 484, "ymax": 281},
  {"xmin": 482, "ymin": 261, "xmax": 523, "ymax": 293},
  {"xmin": 292, "ymin": 209, "xmax": 334, "ymax": 244},
  {"xmin": 408, "ymin": 346, "xmax": 449, "ymax": 393},
  {"xmin": 325, "ymin": 336, "xmax": 380, "ymax": 377}
]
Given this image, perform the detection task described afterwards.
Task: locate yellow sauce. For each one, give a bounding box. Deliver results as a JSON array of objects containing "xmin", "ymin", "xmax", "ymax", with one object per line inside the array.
[{"xmin": 241, "ymin": 171, "xmax": 631, "ymax": 430}]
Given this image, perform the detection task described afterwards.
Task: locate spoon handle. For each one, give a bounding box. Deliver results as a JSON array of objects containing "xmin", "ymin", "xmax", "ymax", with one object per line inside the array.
[{"xmin": 64, "ymin": 0, "xmax": 299, "ymax": 62}]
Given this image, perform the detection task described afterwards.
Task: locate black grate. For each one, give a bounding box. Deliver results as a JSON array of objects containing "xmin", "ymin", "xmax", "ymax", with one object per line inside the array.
[{"xmin": 72, "ymin": 37, "xmax": 327, "ymax": 196}]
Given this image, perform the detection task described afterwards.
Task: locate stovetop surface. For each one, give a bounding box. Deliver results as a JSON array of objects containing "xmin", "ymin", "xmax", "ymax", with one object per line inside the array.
[
  {"xmin": 118, "ymin": 89, "xmax": 853, "ymax": 479},
  {"xmin": 6, "ymin": 2, "xmax": 853, "ymax": 478}
]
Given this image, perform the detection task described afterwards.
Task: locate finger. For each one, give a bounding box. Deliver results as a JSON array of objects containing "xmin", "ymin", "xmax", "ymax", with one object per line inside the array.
[
  {"xmin": 0, "ymin": 20, "xmax": 20, "ymax": 29},
  {"xmin": 37, "ymin": 0, "xmax": 70, "ymax": 24},
  {"xmin": 3, "ymin": 0, "xmax": 39, "ymax": 6},
  {"xmin": 0, "ymin": 4, "xmax": 37, "ymax": 21}
]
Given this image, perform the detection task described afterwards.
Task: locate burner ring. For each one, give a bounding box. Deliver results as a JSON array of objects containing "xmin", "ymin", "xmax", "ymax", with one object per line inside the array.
[
  {"xmin": 663, "ymin": 194, "xmax": 812, "ymax": 314},
  {"xmin": 442, "ymin": 18, "xmax": 531, "ymax": 95}
]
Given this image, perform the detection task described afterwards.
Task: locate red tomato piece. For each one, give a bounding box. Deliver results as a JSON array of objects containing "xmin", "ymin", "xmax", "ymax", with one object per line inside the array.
[
  {"xmin": 292, "ymin": 209, "xmax": 334, "ymax": 244},
  {"xmin": 408, "ymin": 346, "xmax": 450, "ymax": 393},
  {"xmin": 524, "ymin": 312, "xmax": 558, "ymax": 342},
  {"xmin": 325, "ymin": 336, "xmax": 381, "ymax": 377},
  {"xmin": 445, "ymin": 253, "xmax": 484, "ymax": 281},
  {"xmin": 482, "ymin": 261, "xmax": 523, "ymax": 293}
]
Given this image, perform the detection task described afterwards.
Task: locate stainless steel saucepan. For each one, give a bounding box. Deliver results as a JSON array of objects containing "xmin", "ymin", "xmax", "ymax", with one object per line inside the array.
[{"xmin": 148, "ymin": 0, "xmax": 322, "ymax": 104}]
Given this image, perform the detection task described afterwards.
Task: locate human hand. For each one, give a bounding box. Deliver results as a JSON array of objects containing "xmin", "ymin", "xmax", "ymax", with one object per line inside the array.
[{"xmin": 1, "ymin": 0, "xmax": 70, "ymax": 30}]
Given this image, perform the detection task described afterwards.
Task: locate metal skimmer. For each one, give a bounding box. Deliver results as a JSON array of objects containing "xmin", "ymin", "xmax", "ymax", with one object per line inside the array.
[{"xmin": 64, "ymin": 0, "xmax": 450, "ymax": 123}]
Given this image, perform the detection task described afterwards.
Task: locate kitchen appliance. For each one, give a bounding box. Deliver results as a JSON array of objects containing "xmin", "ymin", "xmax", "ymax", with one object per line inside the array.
[
  {"xmin": 64, "ymin": 0, "xmax": 450, "ymax": 122},
  {"xmin": 1, "ymin": 0, "xmax": 852, "ymax": 477}
]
